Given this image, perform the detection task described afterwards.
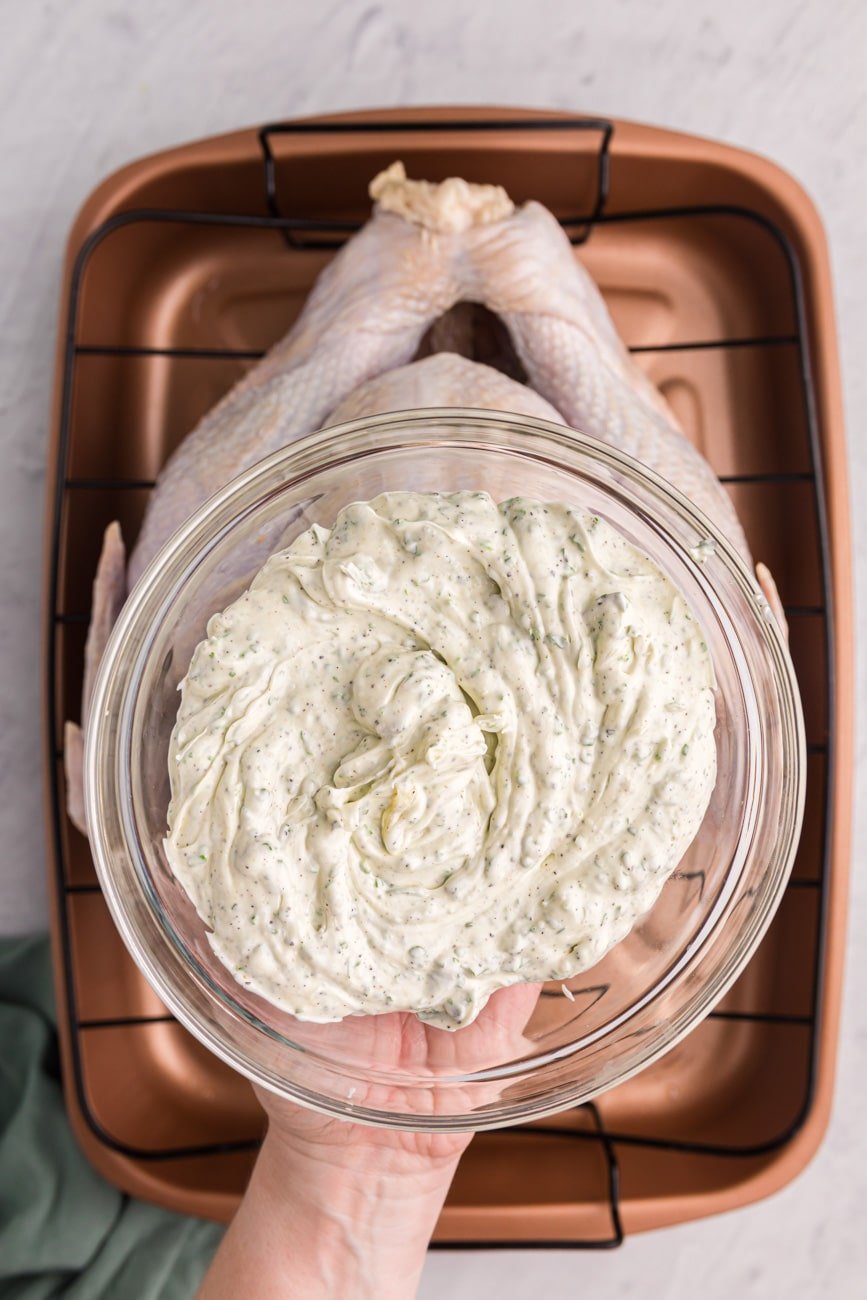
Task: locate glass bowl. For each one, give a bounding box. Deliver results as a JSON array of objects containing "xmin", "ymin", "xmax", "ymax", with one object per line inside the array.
[{"xmin": 85, "ymin": 409, "xmax": 805, "ymax": 1131}]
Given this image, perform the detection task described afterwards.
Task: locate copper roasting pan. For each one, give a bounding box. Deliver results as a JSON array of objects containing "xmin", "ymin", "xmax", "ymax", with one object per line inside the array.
[{"xmin": 43, "ymin": 107, "xmax": 852, "ymax": 1246}]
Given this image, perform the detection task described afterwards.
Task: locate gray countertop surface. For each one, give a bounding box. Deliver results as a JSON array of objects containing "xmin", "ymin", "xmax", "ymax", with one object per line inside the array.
[{"xmin": 1, "ymin": 1, "xmax": 863, "ymax": 1294}]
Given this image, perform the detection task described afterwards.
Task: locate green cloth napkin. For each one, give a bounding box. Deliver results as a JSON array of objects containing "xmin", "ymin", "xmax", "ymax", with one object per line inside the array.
[{"xmin": 0, "ymin": 935, "xmax": 222, "ymax": 1299}]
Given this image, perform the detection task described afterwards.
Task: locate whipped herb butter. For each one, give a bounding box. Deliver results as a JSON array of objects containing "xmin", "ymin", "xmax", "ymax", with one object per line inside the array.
[{"xmin": 166, "ymin": 491, "xmax": 716, "ymax": 1029}]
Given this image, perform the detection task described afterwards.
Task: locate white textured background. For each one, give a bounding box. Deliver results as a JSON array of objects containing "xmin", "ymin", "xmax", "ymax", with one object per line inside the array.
[{"xmin": 0, "ymin": 1, "xmax": 863, "ymax": 1295}]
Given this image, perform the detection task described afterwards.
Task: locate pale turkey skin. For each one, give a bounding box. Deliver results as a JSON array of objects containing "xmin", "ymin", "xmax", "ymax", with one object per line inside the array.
[{"xmin": 65, "ymin": 162, "xmax": 782, "ymax": 834}]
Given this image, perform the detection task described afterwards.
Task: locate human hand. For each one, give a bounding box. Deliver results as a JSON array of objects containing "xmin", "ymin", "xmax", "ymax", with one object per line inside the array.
[{"xmin": 198, "ymin": 982, "xmax": 539, "ymax": 1299}]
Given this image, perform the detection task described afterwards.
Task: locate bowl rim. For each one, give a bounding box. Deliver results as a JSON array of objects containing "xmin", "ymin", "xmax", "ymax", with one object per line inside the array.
[{"xmin": 85, "ymin": 407, "xmax": 806, "ymax": 1131}]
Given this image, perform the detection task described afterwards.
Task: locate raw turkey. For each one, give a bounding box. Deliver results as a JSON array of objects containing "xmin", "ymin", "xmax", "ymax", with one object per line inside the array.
[{"xmin": 65, "ymin": 160, "xmax": 783, "ymax": 832}]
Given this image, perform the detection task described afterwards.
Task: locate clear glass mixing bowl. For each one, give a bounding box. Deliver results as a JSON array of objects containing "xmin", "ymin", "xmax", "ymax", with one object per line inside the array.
[{"xmin": 85, "ymin": 409, "xmax": 805, "ymax": 1131}]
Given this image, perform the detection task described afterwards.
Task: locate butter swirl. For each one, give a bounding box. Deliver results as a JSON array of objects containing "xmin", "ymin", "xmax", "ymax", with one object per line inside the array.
[{"xmin": 166, "ymin": 491, "xmax": 716, "ymax": 1029}]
